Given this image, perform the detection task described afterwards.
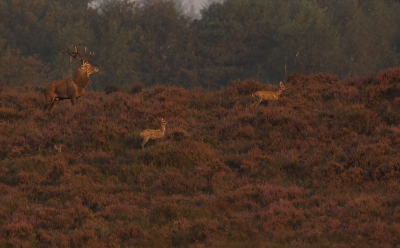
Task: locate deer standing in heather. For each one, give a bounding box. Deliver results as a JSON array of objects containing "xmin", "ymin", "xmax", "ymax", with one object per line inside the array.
[
  {"xmin": 252, "ymin": 81, "xmax": 287, "ymax": 108},
  {"xmin": 140, "ymin": 118, "xmax": 167, "ymax": 149},
  {"xmin": 44, "ymin": 46, "xmax": 98, "ymax": 114},
  {"xmin": 54, "ymin": 144, "xmax": 63, "ymax": 153}
]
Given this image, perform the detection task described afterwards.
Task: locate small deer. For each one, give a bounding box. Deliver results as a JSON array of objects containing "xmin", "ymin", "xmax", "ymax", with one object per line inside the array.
[
  {"xmin": 44, "ymin": 45, "xmax": 98, "ymax": 114},
  {"xmin": 54, "ymin": 144, "xmax": 63, "ymax": 153},
  {"xmin": 252, "ymin": 81, "xmax": 287, "ymax": 108},
  {"xmin": 140, "ymin": 118, "xmax": 167, "ymax": 149}
]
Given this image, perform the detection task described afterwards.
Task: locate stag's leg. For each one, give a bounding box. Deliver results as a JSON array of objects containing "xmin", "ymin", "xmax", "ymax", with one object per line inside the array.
[
  {"xmin": 48, "ymin": 100, "xmax": 59, "ymax": 114},
  {"xmin": 44, "ymin": 103, "xmax": 50, "ymax": 113},
  {"xmin": 44, "ymin": 95, "xmax": 54, "ymax": 113},
  {"xmin": 141, "ymin": 137, "xmax": 150, "ymax": 149},
  {"xmin": 71, "ymin": 97, "xmax": 77, "ymax": 106}
]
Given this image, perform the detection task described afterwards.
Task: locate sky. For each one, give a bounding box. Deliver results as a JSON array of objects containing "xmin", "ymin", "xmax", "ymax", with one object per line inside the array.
[
  {"xmin": 181, "ymin": 0, "xmax": 223, "ymax": 18},
  {"xmin": 89, "ymin": 0, "xmax": 221, "ymax": 19},
  {"xmin": 190, "ymin": 0, "xmax": 207, "ymax": 9}
]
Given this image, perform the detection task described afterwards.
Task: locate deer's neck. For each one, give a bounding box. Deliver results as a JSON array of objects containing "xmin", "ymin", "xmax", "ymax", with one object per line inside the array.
[
  {"xmin": 276, "ymin": 88, "xmax": 283, "ymax": 97},
  {"xmin": 160, "ymin": 124, "xmax": 166, "ymax": 134},
  {"xmin": 74, "ymin": 67, "xmax": 90, "ymax": 89}
]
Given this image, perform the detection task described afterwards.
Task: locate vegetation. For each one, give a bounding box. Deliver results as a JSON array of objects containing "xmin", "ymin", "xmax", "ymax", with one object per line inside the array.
[
  {"xmin": 1, "ymin": 66, "xmax": 400, "ymax": 247},
  {"xmin": 0, "ymin": 0, "xmax": 400, "ymax": 90}
]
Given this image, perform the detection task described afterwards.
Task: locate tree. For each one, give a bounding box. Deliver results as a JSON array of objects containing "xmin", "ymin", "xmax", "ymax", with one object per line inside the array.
[
  {"xmin": 192, "ymin": 0, "xmax": 293, "ymax": 86},
  {"xmin": 332, "ymin": 0, "xmax": 400, "ymax": 77},
  {"xmin": 273, "ymin": 1, "xmax": 340, "ymax": 78},
  {"xmin": 0, "ymin": 44, "xmax": 48, "ymax": 87}
]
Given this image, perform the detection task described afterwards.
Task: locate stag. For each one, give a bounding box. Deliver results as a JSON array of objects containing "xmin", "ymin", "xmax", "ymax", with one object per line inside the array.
[
  {"xmin": 44, "ymin": 46, "xmax": 98, "ymax": 114},
  {"xmin": 252, "ymin": 81, "xmax": 287, "ymax": 108}
]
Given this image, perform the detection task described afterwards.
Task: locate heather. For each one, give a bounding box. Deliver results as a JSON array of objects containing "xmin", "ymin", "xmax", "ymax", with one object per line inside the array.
[{"xmin": 1, "ymin": 67, "xmax": 400, "ymax": 247}]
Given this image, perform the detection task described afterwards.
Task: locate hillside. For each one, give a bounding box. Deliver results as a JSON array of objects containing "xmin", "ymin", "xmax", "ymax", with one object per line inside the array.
[{"xmin": 1, "ymin": 68, "xmax": 400, "ymax": 247}]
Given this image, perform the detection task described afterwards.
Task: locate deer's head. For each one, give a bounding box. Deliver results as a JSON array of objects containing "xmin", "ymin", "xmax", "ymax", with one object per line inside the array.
[
  {"xmin": 279, "ymin": 81, "xmax": 287, "ymax": 91},
  {"xmin": 60, "ymin": 45, "xmax": 98, "ymax": 75},
  {"xmin": 81, "ymin": 61, "xmax": 99, "ymax": 75}
]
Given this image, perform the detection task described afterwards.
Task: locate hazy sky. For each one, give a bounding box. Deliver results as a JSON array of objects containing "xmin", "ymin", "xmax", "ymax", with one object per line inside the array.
[
  {"xmin": 92, "ymin": 0, "xmax": 216, "ymax": 10},
  {"xmin": 90, "ymin": 0, "xmax": 222, "ymax": 18},
  {"xmin": 183, "ymin": 0, "xmax": 222, "ymax": 17},
  {"xmin": 190, "ymin": 0, "xmax": 207, "ymax": 9}
]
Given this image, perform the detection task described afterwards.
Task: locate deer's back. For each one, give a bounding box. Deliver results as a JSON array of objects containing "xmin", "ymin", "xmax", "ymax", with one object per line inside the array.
[
  {"xmin": 140, "ymin": 129, "xmax": 164, "ymax": 138},
  {"xmin": 44, "ymin": 78, "xmax": 79, "ymax": 98},
  {"xmin": 253, "ymin": 91, "xmax": 279, "ymax": 101}
]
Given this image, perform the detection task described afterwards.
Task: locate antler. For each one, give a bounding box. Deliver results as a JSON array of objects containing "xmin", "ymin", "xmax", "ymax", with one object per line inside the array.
[{"xmin": 59, "ymin": 45, "xmax": 94, "ymax": 62}]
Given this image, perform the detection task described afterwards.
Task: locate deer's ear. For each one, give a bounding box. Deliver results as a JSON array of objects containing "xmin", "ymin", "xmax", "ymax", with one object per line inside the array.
[{"xmin": 279, "ymin": 81, "xmax": 283, "ymax": 86}]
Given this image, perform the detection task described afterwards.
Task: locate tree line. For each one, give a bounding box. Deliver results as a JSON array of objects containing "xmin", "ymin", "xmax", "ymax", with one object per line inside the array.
[{"xmin": 0, "ymin": 0, "xmax": 399, "ymax": 90}]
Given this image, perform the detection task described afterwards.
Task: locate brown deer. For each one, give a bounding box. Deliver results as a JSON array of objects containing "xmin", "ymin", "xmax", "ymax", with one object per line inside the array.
[
  {"xmin": 54, "ymin": 144, "xmax": 63, "ymax": 153},
  {"xmin": 252, "ymin": 81, "xmax": 287, "ymax": 108},
  {"xmin": 44, "ymin": 45, "xmax": 98, "ymax": 114},
  {"xmin": 140, "ymin": 118, "xmax": 167, "ymax": 149}
]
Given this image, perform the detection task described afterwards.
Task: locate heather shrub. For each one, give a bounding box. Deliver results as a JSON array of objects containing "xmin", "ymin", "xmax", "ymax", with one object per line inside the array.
[
  {"xmin": 0, "ymin": 107, "xmax": 23, "ymax": 120},
  {"xmin": 176, "ymin": 141, "xmax": 218, "ymax": 167},
  {"xmin": 2, "ymin": 69, "xmax": 400, "ymax": 247},
  {"xmin": 128, "ymin": 82, "xmax": 144, "ymax": 95},
  {"xmin": 104, "ymin": 85, "xmax": 120, "ymax": 95},
  {"xmin": 287, "ymin": 72, "xmax": 307, "ymax": 88},
  {"xmin": 373, "ymin": 67, "xmax": 400, "ymax": 85},
  {"xmin": 225, "ymin": 78, "xmax": 264, "ymax": 97},
  {"xmin": 167, "ymin": 127, "xmax": 190, "ymax": 141},
  {"xmin": 151, "ymin": 170, "xmax": 193, "ymax": 195},
  {"xmin": 341, "ymin": 104, "xmax": 382, "ymax": 135},
  {"xmin": 1, "ymin": 215, "xmax": 33, "ymax": 239},
  {"xmin": 303, "ymin": 73, "xmax": 340, "ymax": 102},
  {"xmin": 259, "ymin": 198, "xmax": 305, "ymax": 232},
  {"xmin": 382, "ymin": 109, "xmax": 400, "ymax": 126},
  {"xmin": 138, "ymin": 144, "xmax": 194, "ymax": 171}
]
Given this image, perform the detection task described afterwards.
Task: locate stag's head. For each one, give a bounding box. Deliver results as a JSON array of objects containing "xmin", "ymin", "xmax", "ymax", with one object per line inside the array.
[
  {"xmin": 81, "ymin": 61, "xmax": 99, "ymax": 76},
  {"xmin": 60, "ymin": 45, "xmax": 98, "ymax": 75}
]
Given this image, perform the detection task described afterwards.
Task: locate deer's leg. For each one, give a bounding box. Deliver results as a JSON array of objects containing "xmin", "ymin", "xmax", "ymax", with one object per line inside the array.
[
  {"xmin": 44, "ymin": 95, "xmax": 54, "ymax": 113},
  {"xmin": 71, "ymin": 97, "xmax": 77, "ymax": 106},
  {"xmin": 44, "ymin": 102, "xmax": 50, "ymax": 113},
  {"xmin": 48, "ymin": 100, "xmax": 59, "ymax": 114},
  {"xmin": 141, "ymin": 137, "xmax": 150, "ymax": 149},
  {"xmin": 254, "ymin": 98, "xmax": 262, "ymax": 108}
]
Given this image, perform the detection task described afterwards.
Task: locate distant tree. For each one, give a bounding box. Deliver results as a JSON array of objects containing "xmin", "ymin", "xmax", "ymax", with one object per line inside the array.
[
  {"xmin": 273, "ymin": 1, "xmax": 340, "ymax": 77},
  {"xmin": 0, "ymin": 45, "xmax": 48, "ymax": 87},
  {"xmin": 332, "ymin": 0, "xmax": 400, "ymax": 77},
  {"xmin": 1, "ymin": 0, "xmax": 400, "ymax": 89},
  {"xmin": 90, "ymin": 0, "xmax": 196, "ymax": 89},
  {"xmin": 0, "ymin": 0, "xmax": 96, "ymax": 63},
  {"xmin": 193, "ymin": 0, "xmax": 294, "ymax": 86},
  {"xmin": 135, "ymin": 0, "xmax": 196, "ymax": 87}
]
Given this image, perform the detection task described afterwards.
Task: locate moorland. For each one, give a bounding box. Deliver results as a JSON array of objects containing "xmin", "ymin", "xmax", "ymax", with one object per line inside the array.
[{"xmin": 1, "ymin": 68, "xmax": 400, "ymax": 247}]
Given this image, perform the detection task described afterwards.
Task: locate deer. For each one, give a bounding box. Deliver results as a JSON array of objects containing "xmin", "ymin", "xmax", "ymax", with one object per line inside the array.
[
  {"xmin": 43, "ymin": 45, "xmax": 98, "ymax": 114},
  {"xmin": 252, "ymin": 81, "xmax": 287, "ymax": 108},
  {"xmin": 140, "ymin": 118, "xmax": 167, "ymax": 149},
  {"xmin": 54, "ymin": 144, "xmax": 63, "ymax": 153}
]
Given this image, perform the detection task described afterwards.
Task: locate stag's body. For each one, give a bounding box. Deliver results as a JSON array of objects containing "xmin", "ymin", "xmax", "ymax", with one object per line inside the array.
[
  {"xmin": 140, "ymin": 118, "xmax": 167, "ymax": 149},
  {"xmin": 252, "ymin": 81, "xmax": 287, "ymax": 108},
  {"xmin": 44, "ymin": 46, "xmax": 98, "ymax": 114}
]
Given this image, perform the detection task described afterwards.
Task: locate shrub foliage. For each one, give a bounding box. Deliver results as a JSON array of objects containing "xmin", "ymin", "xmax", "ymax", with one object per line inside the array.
[{"xmin": 1, "ymin": 68, "xmax": 400, "ymax": 247}]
